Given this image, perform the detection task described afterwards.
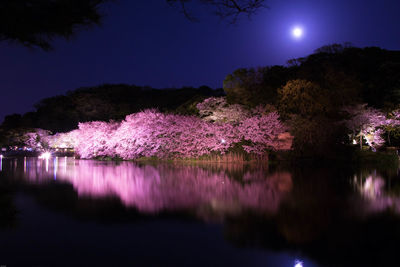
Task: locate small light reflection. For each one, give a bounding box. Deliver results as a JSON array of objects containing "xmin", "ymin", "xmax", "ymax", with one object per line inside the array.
[
  {"xmin": 64, "ymin": 157, "xmax": 67, "ymax": 172},
  {"xmin": 24, "ymin": 157, "xmax": 27, "ymax": 173},
  {"xmin": 39, "ymin": 152, "xmax": 51, "ymax": 160},
  {"xmin": 0, "ymin": 155, "xmax": 2, "ymax": 172},
  {"xmin": 54, "ymin": 157, "xmax": 58, "ymax": 180}
]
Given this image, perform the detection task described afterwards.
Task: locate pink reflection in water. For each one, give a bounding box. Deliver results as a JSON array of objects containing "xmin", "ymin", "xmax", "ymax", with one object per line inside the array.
[
  {"xmin": 354, "ymin": 172, "xmax": 400, "ymax": 214},
  {"xmin": 22, "ymin": 158, "xmax": 292, "ymax": 218}
]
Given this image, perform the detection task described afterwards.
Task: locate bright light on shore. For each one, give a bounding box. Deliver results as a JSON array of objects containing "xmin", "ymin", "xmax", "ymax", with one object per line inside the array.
[
  {"xmin": 39, "ymin": 152, "xmax": 51, "ymax": 160},
  {"xmin": 294, "ymin": 259, "xmax": 304, "ymax": 267},
  {"xmin": 294, "ymin": 260, "xmax": 303, "ymax": 267}
]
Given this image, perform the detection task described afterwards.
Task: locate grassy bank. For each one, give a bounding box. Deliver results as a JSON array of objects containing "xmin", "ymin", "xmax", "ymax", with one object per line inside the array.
[
  {"xmin": 133, "ymin": 151, "xmax": 268, "ymax": 164},
  {"xmin": 352, "ymin": 150, "xmax": 399, "ymax": 169},
  {"xmin": 19, "ymin": 146, "xmax": 398, "ymax": 170}
]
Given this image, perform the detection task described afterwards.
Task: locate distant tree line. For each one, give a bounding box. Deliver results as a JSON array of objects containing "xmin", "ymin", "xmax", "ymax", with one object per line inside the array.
[
  {"xmin": 224, "ymin": 44, "xmax": 400, "ymax": 109},
  {"xmin": 0, "ymin": 85, "xmax": 224, "ymax": 145},
  {"xmin": 3, "ymin": 44, "xmax": 400, "ymax": 159}
]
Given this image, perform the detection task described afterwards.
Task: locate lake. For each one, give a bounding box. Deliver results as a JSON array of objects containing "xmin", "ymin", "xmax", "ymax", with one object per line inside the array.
[{"xmin": 0, "ymin": 157, "xmax": 399, "ymax": 267}]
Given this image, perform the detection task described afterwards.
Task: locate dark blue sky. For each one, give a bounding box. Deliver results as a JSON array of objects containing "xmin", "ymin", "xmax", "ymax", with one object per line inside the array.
[{"xmin": 1, "ymin": 0, "xmax": 399, "ymax": 122}]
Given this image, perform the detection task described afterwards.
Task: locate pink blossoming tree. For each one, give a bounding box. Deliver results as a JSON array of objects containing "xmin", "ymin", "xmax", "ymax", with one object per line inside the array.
[
  {"xmin": 238, "ymin": 111, "xmax": 287, "ymax": 154},
  {"xmin": 74, "ymin": 121, "xmax": 120, "ymax": 158},
  {"xmin": 69, "ymin": 107, "xmax": 286, "ymax": 159},
  {"xmin": 34, "ymin": 97, "xmax": 287, "ymax": 159},
  {"xmin": 196, "ymin": 97, "xmax": 249, "ymax": 123},
  {"xmin": 112, "ymin": 109, "xmax": 243, "ymax": 159},
  {"xmin": 343, "ymin": 104, "xmax": 400, "ymax": 150},
  {"xmin": 48, "ymin": 130, "xmax": 79, "ymax": 149},
  {"xmin": 24, "ymin": 129, "xmax": 52, "ymax": 150}
]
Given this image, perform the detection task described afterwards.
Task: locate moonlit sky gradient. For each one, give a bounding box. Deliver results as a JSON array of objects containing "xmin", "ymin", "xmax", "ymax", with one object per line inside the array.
[{"xmin": 0, "ymin": 0, "xmax": 399, "ymax": 122}]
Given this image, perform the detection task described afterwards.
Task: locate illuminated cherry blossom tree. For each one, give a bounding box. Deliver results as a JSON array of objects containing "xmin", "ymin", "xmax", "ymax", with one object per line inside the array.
[
  {"xmin": 48, "ymin": 130, "xmax": 79, "ymax": 149},
  {"xmin": 74, "ymin": 121, "xmax": 120, "ymax": 158},
  {"xmin": 24, "ymin": 129, "xmax": 52, "ymax": 150},
  {"xmin": 196, "ymin": 97, "xmax": 249, "ymax": 123},
  {"xmin": 32, "ymin": 97, "xmax": 287, "ymax": 159},
  {"xmin": 238, "ymin": 111, "xmax": 286, "ymax": 154},
  {"xmin": 343, "ymin": 104, "xmax": 400, "ymax": 150},
  {"xmin": 69, "ymin": 107, "xmax": 286, "ymax": 159},
  {"xmin": 111, "ymin": 109, "xmax": 243, "ymax": 159}
]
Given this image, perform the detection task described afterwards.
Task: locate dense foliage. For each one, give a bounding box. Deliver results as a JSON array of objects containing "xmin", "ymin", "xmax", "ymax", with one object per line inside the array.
[
  {"xmin": 223, "ymin": 45, "xmax": 400, "ymax": 156},
  {"xmin": 224, "ymin": 45, "xmax": 400, "ymax": 110}
]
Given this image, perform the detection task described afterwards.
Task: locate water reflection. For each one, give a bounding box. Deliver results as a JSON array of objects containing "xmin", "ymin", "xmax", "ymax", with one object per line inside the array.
[
  {"xmin": 221, "ymin": 165, "xmax": 400, "ymax": 267},
  {"xmin": 5, "ymin": 157, "xmax": 400, "ymax": 267},
  {"xmin": 354, "ymin": 169, "xmax": 400, "ymax": 214},
  {"xmin": 0, "ymin": 158, "xmax": 17, "ymax": 228},
  {"xmin": 355, "ymin": 171, "xmax": 384, "ymax": 199},
  {"xmin": 12, "ymin": 157, "xmax": 293, "ymax": 219}
]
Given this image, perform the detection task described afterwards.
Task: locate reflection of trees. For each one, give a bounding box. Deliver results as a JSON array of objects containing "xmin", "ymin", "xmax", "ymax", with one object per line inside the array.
[
  {"xmin": 353, "ymin": 170, "xmax": 400, "ymax": 214},
  {"xmin": 20, "ymin": 158, "xmax": 292, "ymax": 221},
  {"xmin": 224, "ymin": 166, "xmax": 400, "ymax": 267},
  {"xmin": 23, "ymin": 181, "xmax": 143, "ymax": 223},
  {"xmin": 7, "ymin": 158, "xmax": 400, "ymax": 266},
  {"xmin": 226, "ymin": 167, "xmax": 350, "ymax": 244},
  {"xmin": 0, "ymin": 194, "xmax": 17, "ymax": 228}
]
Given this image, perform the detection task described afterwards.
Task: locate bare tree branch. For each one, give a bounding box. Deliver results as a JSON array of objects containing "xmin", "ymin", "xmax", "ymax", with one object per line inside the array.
[{"xmin": 167, "ymin": 0, "xmax": 268, "ymax": 23}]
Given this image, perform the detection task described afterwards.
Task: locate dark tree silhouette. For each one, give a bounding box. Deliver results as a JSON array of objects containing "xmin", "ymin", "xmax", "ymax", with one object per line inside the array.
[
  {"xmin": 0, "ymin": 0, "xmax": 111, "ymax": 50},
  {"xmin": 0, "ymin": 0, "xmax": 267, "ymax": 50}
]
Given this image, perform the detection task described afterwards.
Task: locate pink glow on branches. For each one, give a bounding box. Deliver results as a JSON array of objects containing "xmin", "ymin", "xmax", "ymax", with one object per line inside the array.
[
  {"xmin": 49, "ymin": 131, "xmax": 79, "ymax": 149},
  {"xmin": 74, "ymin": 121, "xmax": 120, "ymax": 158},
  {"xmin": 66, "ymin": 106, "xmax": 286, "ymax": 159},
  {"xmin": 24, "ymin": 129, "xmax": 52, "ymax": 150},
  {"xmin": 239, "ymin": 111, "xmax": 287, "ymax": 153},
  {"xmin": 196, "ymin": 97, "xmax": 249, "ymax": 123},
  {"xmin": 31, "ymin": 98, "xmax": 288, "ymax": 159},
  {"xmin": 343, "ymin": 104, "xmax": 400, "ymax": 149}
]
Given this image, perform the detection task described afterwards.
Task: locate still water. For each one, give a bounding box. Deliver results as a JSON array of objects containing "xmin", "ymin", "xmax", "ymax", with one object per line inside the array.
[{"xmin": 0, "ymin": 157, "xmax": 399, "ymax": 267}]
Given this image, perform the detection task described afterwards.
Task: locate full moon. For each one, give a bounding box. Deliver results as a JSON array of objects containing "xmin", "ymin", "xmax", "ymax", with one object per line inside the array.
[{"xmin": 292, "ymin": 27, "xmax": 303, "ymax": 38}]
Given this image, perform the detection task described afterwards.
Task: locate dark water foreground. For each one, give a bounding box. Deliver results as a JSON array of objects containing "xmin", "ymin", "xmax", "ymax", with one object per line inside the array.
[{"xmin": 0, "ymin": 157, "xmax": 399, "ymax": 267}]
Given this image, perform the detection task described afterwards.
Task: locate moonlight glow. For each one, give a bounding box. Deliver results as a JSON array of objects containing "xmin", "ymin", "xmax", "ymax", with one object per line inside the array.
[{"xmin": 292, "ymin": 27, "xmax": 304, "ymax": 39}]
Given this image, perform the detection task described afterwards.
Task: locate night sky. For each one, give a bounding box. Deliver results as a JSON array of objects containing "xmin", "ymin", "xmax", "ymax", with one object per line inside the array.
[{"xmin": 1, "ymin": 0, "xmax": 399, "ymax": 123}]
